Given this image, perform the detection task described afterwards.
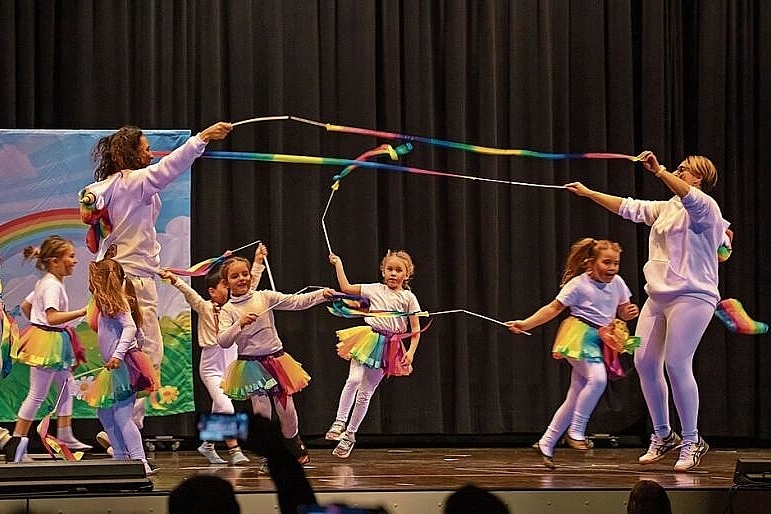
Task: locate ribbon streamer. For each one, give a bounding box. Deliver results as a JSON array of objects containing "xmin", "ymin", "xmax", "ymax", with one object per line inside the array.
[
  {"xmin": 287, "ymin": 115, "xmax": 641, "ymax": 161},
  {"xmin": 321, "ymin": 144, "xmax": 411, "ymax": 253},
  {"xmin": 429, "ymin": 308, "xmax": 531, "ymax": 335},
  {"xmin": 163, "ymin": 239, "xmax": 262, "ymax": 277},
  {"xmin": 36, "ymin": 373, "xmax": 95, "ymax": 461},
  {"xmin": 151, "ymin": 149, "xmax": 567, "ymax": 190},
  {"xmin": 327, "ymin": 294, "xmax": 428, "ymax": 319},
  {"xmin": 230, "ymin": 114, "xmax": 640, "ymax": 161},
  {"xmin": 232, "ymin": 115, "xmax": 291, "ymax": 127},
  {"xmin": 264, "ymin": 255, "xmax": 276, "ymax": 291},
  {"xmin": 254, "ymin": 286, "xmax": 326, "ymax": 317}
]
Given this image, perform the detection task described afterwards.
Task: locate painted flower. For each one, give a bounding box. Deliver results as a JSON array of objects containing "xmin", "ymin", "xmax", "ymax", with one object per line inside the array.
[
  {"xmin": 73, "ymin": 376, "xmax": 95, "ymax": 400},
  {"xmin": 159, "ymin": 385, "xmax": 179, "ymax": 404}
]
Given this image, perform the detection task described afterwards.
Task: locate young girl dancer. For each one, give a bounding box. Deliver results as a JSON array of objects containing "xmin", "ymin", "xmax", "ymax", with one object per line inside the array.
[
  {"xmin": 507, "ymin": 238, "xmax": 639, "ymax": 469},
  {"xmin": 326, "ymin": 250, "xmax": 422, "ymax": 459},
  {"xmin": 84, "ymin": 248, "xmax": 159, "ymax": 475},
  {"xmin": 158, "ymin": 243, "xmax": 267, "ymax": 465},
  {"xmin": 216, "ymin": 256, "xmax": 333, "ymax": 465},
  {"xmin": 11, "ymin": 236, "xmax": 91, "ymax": 458}
]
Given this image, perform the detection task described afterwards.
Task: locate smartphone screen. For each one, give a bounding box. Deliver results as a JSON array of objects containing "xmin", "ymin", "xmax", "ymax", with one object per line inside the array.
[{"xmin": 198, "ymin": 413, "xmax": 249, "ymax": 441}]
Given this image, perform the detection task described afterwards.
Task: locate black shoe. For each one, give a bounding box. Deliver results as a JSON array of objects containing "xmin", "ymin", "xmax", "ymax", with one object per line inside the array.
[
  {"xmin": 4, "ymin": 436, "xmax": 29, "ymax": 463},
  {"xmin": 284, "ymin": 435, "xmax": 310, "ymax": 465}
]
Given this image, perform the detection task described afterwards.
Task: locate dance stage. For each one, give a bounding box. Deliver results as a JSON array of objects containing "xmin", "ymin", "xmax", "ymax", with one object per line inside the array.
[{"xmin": 0, "ymin": 444, "xmax": 769, "ymax": 513}]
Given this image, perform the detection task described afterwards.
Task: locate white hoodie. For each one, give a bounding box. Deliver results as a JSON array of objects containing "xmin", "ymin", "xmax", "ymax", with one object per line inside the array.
[
  {"xmin": 79, "ymin": 135, "xmax": 207, "ymax": 276},
  {"xmin": 618, "ymin": 187, "xmax": 730, "ymax": 306}
]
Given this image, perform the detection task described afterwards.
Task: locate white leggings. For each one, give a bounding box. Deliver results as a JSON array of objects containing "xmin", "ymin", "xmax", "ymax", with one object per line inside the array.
[
  {"xmin": 540, "ymin": 359, "xmax": 607, "ymax": 452},
  {"xmin": 202, "ymin": 373, "xmax": 235, "ymax": 415},
  {"xmin": 334, "ymin": 360, "xmax": 385, "ymax": 435},
  {"xmin": 18, "ymin": 367, "xmax": 73, "ymax": 420},
  {"xmin": 634, "ymin": 295, "xmax": 715, "ymax": 442},
  {"xmin": 98, "ymin": 396, "xmax": 146, "ymax": 461},
  {"xmin": 250, "ymin": 394, "xmax": 298, "ymax": 439},
  {"xmin": 128, "ymin": 276, "xmax": 163, "ymax": 429}
]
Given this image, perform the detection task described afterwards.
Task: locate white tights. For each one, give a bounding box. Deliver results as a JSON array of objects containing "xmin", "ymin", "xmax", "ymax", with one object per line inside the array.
[
  {"xmin": 334, "ymin": 360, "xmax": 385, "ymax": 435},
  {"xmin": 17, "ymin": 367, "xmax": 73, "ymax": 421},
  {"xmin": 539, "ymin": 359, "xmax": 607, "ymax": 455},
  {"xmin": 634, "ymin": 295, "xmax": 714, "ymax": 443},
  {"xmin": 202, "ymin": 373, "xmax": 235, "ymax": 415},
  {"xmin": 98, "ymin": 396, "xmax": 146, "ymax": 462}
]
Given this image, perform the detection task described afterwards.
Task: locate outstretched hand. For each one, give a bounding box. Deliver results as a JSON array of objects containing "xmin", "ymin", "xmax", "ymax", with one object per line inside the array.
[
  {"xmin": 328, "ymin": 253, "xmax": 342, "ymax": 267},
  {"xmin": 157, "ymin": 269, "xmax": 178, "ymax": 285},
  {"xmin": 636, "ymin": 150, "xmax": 661, "ymax": 174},
  {"xmin": 505, "ymin": 320, "xmax": 529, "ymax": 335},
  {"xmin": 564, "ymin": 182, "xmax": 593, "ymax": 197},
  {"xmin": 255, "ymin": 243, "xmax": 268, "ymax": 264},
  {"xmin": 198, "ymin": 122, "xmax": 232, "ymax": 143}
]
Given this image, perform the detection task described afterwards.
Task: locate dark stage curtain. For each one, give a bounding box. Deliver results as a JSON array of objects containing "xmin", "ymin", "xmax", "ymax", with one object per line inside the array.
[{"xmin": 1, "ymin": 0, "xmax": 769, "ymax": 442}]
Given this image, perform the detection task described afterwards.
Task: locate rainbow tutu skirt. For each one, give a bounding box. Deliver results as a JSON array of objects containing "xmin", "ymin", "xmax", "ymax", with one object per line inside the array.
[
  {"xmin": 551, "ymin": 317, "xmax": 603, "ymax": 362},
  {"xmin": 221, "ymin": 351, "xmax": 312, "ymax": 401},
  {"xmin": 12, "ymin": 325, "xmax": 81, "ymax": 370},
  {"xmin": 82, "ymin": 349, "xmax": 159, "ymax": 408},
  {"xmin": 335, "ymin": 325, "xmax": 412, "ymax": 376}
]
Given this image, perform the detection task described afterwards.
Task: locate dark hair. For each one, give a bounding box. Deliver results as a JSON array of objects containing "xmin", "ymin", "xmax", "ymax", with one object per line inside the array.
[
  {"xmin": 168, "ymin": 475, "xmax": 239, "ymax": 514},
  {"xmin": 204, "ymin": 268, "xmax": 223, "ymax": 290},
  {"xmin": 92, "ymin": 126, "xmax": 145, "ymax": 180},
  {"xmin": 627, "ymin": 480, "xmax": 671, "ymax": 514},
  {"xmin": 444, "ymin": 484, "xmax": 509, "ymax": 514}
]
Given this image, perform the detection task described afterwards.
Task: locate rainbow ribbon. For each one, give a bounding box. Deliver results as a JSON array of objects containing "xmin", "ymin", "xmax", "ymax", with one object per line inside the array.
[
  {"xmin": 321, "ymin": 144, "xmax": 411, "ymax": 253},
  {"xmin": 714, "ymin": 299, "xmax": 768, "ymax": 335},
  {"xmin": 162, "ymin": 239, "xmax": 261, "ymax": 277},
  {"xmin": 151, "ymin": 149, "xmax": 567, "ymax": 190},
  {"xmin": 327, "ymin": 294, "xmax": 428, "ymax": 319},
  {"xmin": 231, "ymin": 115, "xmax": 641, "ymax": 161}
]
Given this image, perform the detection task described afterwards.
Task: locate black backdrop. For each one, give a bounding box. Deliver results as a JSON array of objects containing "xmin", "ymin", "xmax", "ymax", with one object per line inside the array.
[{"xmin": 2, "ymin": 1, "xmax": 769, "ymax": 442}]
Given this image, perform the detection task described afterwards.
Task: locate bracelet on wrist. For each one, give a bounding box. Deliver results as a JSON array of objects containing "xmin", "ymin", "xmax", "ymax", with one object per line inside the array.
[{"xmin": 655, "ymin": 165, "xmax": 667, "ymax": 178}]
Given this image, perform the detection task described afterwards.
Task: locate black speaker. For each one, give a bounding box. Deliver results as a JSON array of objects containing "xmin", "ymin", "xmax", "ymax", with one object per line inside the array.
[
  {"xmin": 0, "ymin": 459, "xmax": 153, "ymax": 494},
  {"xmin": 734, "ymin": 458, "xmax": 771, "ymax": 485}
]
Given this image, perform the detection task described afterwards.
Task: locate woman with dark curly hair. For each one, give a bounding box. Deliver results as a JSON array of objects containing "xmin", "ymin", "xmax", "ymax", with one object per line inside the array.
[{"xmin": 78, "ymin": 121, "xmax": 231, "ymax": 435}]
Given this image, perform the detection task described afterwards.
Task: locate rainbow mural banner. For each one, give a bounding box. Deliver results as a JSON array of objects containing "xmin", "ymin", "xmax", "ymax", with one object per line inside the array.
[{"xmin": 0, "ymin": 129, "xmax": 195, "ymax": 421}]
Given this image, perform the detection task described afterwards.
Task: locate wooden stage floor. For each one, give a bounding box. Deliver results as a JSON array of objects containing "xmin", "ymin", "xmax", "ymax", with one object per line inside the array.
[
  {"xmin": 150, "ymin": 445, "xmax": 762, "ymax": 492},
  {"xmin": 2, "ymin": 445, "xmax": 770, "ymax": 513}
]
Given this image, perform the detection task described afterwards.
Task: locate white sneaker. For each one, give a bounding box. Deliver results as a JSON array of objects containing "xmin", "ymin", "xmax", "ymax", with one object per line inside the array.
[
  {"xmin": 325, "ymin": 420, "xmax": 346, "ymax": 441},
  {"xmin": 198, "ymin": 442, "xmax": 227, "ymax": 464},
  {"xmin": 332, "ymin": 432, "xmax": 355, "ymax": 459},
  {"xmin": 228, "ymin": 447, "xmax": 250, "ymax": 466},
  {"xmin": 674, "ymin": 437, "xmax": 709, "ymax": 472},
  {"xmin": 96, "ymin": 431, "xmax": 111, "ymax": 448},
  {"xmin": 96, "ymin": 431, "xmax": 114, "ymax": 456},
  {"xmin": 639, "ymin": 431, "xmax": 682, "ymax": 465}
]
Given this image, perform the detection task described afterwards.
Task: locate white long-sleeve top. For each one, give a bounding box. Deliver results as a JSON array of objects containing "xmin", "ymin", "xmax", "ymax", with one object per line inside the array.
[
  {"xmin": 96, "ymin": 307, "xmax": 139, "ymax": 362},
  {"xmin": 172, "ymin": 262, "xmax": 264, "ymax": 348},
  {"xmin": 217, "ymin": 289, "xmax": 327, "ymax": 357},
  {"xmin": 618, "ymin": 187, "xmax": 730, "ymax": 306},
  {"xmin": 80, "ymin": 135, "xmax": 208, "ymax": 276}
]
